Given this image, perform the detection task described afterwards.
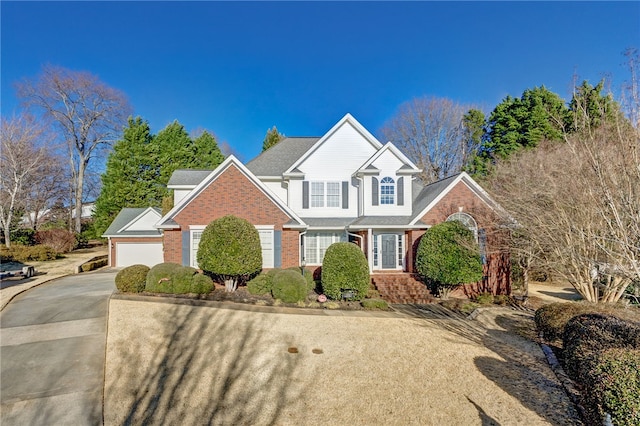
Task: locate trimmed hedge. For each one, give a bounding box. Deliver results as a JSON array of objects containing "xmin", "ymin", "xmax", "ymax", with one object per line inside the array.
[
  {"xmin": 535, "ymin": 302, "xmax": 639, "ymax": 341},
  {"xmin": 287, "ymin": 267, "xmax": 316, "ymax": 292},
  {"xmin": 247, "ymin": 274, "xmax": 272, "ymax": 295},
  {"xmin": 145, "ymin": 263, "xmax": 214, "ymax": 295},
  {"xmin": 321, "ymin": 242, "xmax": 369, "ymax": 301},
  {"xmin": 562, "ymin": 314, "xmax": 640, "ymax": 425},
  {"xmin": 81, "ymin": 257, "xmax": 108, "ymax": 272},
  {"xmin": 115, "ymin": 264, "xmax": 149, "ymax": 293},
  {"xmin": 271, "ymin": 270, "xmax": 308, "ymax": 303}
]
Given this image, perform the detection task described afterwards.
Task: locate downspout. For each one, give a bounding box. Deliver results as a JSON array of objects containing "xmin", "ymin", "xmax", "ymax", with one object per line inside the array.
[
  {"xmin": 345, "ymin": 228, "xmax": 363, "ymax": 249},
  {"xmin": 367, "ymin": 228, "xmax": 374, "ymax": 273}
]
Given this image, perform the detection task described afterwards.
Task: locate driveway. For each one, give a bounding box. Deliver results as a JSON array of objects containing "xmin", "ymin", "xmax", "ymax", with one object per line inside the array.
[{"xmin": 0, "ymin": 270, "xmax": 116, "ymax": 425}]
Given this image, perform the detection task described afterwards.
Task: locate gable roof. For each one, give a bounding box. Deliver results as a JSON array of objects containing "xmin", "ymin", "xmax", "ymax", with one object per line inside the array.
[
  {"xmin": 284, "ymin": 113, "xmax": 383, "ymax": 175},
  {"xmin": 102, "ymin": 207, "xmax": 163, "ymax": 237},
  {"xmin": 409, "ymin": 172, "xmax": 503, "ymax": 225},
  {"xmin": 246, "ymin": 137, "xmax": 319, "ymax": 177},
  {"xmin": 355, "ymin": 141, "xmax": 420, "ymax": 175},
  {"xmin": 156, "ymin": 155, "xmax": 305, "ymax": 229}
]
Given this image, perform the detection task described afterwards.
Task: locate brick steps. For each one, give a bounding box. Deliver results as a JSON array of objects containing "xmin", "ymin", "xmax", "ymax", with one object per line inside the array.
[{"xmin": 371, "ymin": 273, "xmax": 435, "ymax": 304}]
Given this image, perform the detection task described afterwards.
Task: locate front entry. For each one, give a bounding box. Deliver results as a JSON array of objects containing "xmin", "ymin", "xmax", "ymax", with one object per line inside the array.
[{"xmin": 381, "ymin": 234, "xmax": 396, "ymax": 269}]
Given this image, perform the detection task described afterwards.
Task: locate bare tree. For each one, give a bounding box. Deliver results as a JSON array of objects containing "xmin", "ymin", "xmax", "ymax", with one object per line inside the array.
[
  {"xmin": 0, "ymin": 114, "xmax": 60, "ymax": 247},
  {"xmin": 16, "ymin": 65, "xmax": 131, "ymax": 233},
  {"xmin": 487, "ymin": 116, "xmax": 639, "ymax": 303},
  {"xmin": 380, "ymin": 96, "xmax": 478, "ymax": 183}
]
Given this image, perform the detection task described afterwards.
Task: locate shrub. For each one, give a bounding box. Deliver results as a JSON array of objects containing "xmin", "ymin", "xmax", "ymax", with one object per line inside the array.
[
  {"xmin": 271, "ymin": 269, "xmax": 308, "ymax": 303},
  {"xmin": 10, "ymin": 228, "xmax": 35, "ymax": 246},
  {"xmin": 197, "ymin": 215, "xmax": 262, "ymax": 292},
  {"xmin": 321, "ymin": 242, "xmax": 370, "ymax": 301},
  {"xmin": 191, "ymin": 273, "xmax": 214, "ymax": 294},
  {"xmin": 415, "ymin": 221, "xmax": 483, "ymax": 299},
  {"xmin": 115, "ymin": 264, "xmax": 149, "ymax": 293},
  {"xmin": 172, "ymin": 266, "xmax": 199, "ymax": 294},
  {"xmin": 146, "ymin": 262, "xmax": 181, "ymax": 293},
  {"xmin": 3, "ymin": 244, "xmax": 59, "ymax": 262},
  {"xmin": 287, "ymin": 267, "xmax": 316, "ymax": 292},
  {"xmin": 81, "ymin": 258, "xmax": 108, "ymax": 272},
  {"xmin": 34, "ymin": 229, "xmax": 77, "ymax": 253},
  {"xmin": 474, "ymin": 292, "xmax": 494, "ymax": 305},
  {"xmin": 494, "ymin": 295, "xmax": 510, "ymax": 306},
  {"xmin": 562, "ymin": 314, "xmax": 640, "ymax": 425},
  {"xmin": 535, "ymin": 302, "xmax": 639, "ymax": 341},
  {"xmin": 247, "ymin": 274, "xmax": 272, "ymax": 295},
  {"xmin": 361, "ymin": 298, "xmax": 389, "ymax": 310}
]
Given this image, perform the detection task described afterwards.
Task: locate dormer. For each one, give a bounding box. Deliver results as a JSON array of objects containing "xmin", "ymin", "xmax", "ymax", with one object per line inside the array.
[{"xmin": 355, "ymin": 142, "xmax": 421, "ymax": 216}]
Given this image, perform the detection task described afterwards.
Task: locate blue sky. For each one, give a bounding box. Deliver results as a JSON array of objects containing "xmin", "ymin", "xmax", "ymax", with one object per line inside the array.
[{"xmin": 2, "ymin": 1, "xmax": 638, "ymax": 162}]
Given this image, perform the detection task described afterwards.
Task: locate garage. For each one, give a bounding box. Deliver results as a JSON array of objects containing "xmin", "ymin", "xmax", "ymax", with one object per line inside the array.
[{"xmin": 115, "ymin": 242, "xmax": 163, "ymax": 267}]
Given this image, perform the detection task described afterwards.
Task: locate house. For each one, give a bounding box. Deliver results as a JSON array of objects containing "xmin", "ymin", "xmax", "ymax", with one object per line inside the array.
[{"xmin": 105, "ymin": 114, "xmax": 510, "ymax": 301}]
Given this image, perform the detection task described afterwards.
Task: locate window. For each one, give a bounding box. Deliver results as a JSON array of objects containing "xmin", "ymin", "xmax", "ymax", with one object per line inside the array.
[
  {"xmin": 191, "ymin": 230, "xmax": 203, "ymax": 268},
  {"xmin": 257, "ymin": 228, "xmax": 274, "ymax": 268},
  {"xmin": 310, "ymin": 181, "xmax": 341, "ymax": 208},
  {"xmin": 326, "ymin": 182, "xmax": 340, "ymax": 207},
  {"xmin": 446, "ymin": 212, "xmax": 478, "ymax": 241},
  {"xmin": 304, "ymin": 232, "xmax": 346, "ymax": 264},
  {"xmin": 192, "ymin": 226, "xmax": 274, "ymax": 268},
  {"xmin": 380, "ymin": 177, "xmax": 395, "ymax": 205},
  {"xmin": 311, "ymin": 182, "xmax": 324, "ymax": 207}
]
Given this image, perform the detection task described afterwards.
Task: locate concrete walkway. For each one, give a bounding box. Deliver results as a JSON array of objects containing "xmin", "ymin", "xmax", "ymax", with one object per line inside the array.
[{"xmin": 0, "ymin": 270, "xmax": 116, "ymax": 425}]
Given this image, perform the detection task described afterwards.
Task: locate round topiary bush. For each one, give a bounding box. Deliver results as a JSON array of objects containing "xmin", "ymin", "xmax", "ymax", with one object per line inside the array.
[
  {"xmin": 191, "ymin": 273, "xmax": 214, "ymax": 294},
  {"xmin": 247, "ymin": 273, "xmax": 273, "ymax": 295},
  {"xmin": 146, "ymin": 262, "xmax": 181, "ymax": 293},
  {"xmin": 197, "ymin": 215, "xmax": 262, "ymax": 292},
  {"xmin": 415, "ymin": 220, "xmax": 483, "ymax": 299},
  {"xmin": 115, "ymin": 264, "xmax": 149, "ymax": 293},
  {"xmin": 171, "ymin": 266, "xmax": 199, "ymax": 293},
  {"xmin": 321, "ymin": 242, "xmax": 370, "ymax": 301},
  {"xmin": 271, "ymin": 269, "xmax": 308, "ymax": 303},
  {"xmin": 287, "ymin": 266, "xmax": 316, "ymax": 292}
]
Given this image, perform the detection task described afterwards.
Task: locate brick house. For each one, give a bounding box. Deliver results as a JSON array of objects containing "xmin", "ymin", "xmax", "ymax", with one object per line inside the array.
[{"xmin": 105, "ymin": 114, "xmax": 510, "ymax": 301}]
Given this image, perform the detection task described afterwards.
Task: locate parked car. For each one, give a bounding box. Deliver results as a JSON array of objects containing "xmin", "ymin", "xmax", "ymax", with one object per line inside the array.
[{"xmin": 0, "ymin": 261, "xmax": 36, "ymax": 280}]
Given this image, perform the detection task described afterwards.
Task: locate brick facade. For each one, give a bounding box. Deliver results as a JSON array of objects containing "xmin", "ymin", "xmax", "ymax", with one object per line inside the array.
[{"xmin": 165, "ymin": 164, "xmax": 299, "ymax": 268}]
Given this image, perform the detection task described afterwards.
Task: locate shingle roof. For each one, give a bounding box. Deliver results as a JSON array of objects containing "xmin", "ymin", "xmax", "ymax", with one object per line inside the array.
[
  {"xmin": 102, "ymin": 207, "xmax": 163, "ymax": 237},
  {"xmin": 167, "ymin": 169, "xmax": 213, "ymax": 187},
  {"xmin": 410, "ymin": 173, "xmax": 461, "ymax": 221},
  {"xmin": 350, "ymin": 216, "xmax": 415, "ymax": 226},
  {"xmin": 300, "ymin": 217, "xmax": 356, "ymax": 227},
  {"xmin": 245, "ymin": 137, "xmax": 320, "ymax": 176}
]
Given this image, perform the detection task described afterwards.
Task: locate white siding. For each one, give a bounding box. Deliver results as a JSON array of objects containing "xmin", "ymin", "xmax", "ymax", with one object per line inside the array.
[
  {"xmin": 364, "ymin": 150, "xmax": 412, "ymax": 216},
  {"xmin": 174, "ymin": 189, "xmax": 191, "ymax": 205},
  {"xmin": 292, "ymin": 122, "xmax": 378, "ymax": 218},
  {"xmin": 125, "ymin": 210, "xmax": 161, "ymax": 231},
  {"xmin": 263, "ymin": 180, "xmax": 287, "ymax": 203}
]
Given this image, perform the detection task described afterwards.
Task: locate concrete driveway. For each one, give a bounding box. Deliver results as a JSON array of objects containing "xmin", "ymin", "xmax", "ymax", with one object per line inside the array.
[{"xmin": 0, "ymin": 270, "xmax": 116, "ymax": 425}]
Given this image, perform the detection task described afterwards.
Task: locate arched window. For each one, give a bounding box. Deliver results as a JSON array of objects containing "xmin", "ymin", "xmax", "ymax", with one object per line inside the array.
[
  {"xmin": 380, "ymin": 177, "xmax": 395, "ymax": 205},
  {"xmin": 446, "ymin": 212, "xmax": 478, "ymax": 241}
]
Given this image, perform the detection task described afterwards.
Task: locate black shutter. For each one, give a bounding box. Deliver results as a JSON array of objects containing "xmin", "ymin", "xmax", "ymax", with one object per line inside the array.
[
  {"xmin": 342, "ymin": 181, "xmax": 349, "ymax": 209},
  {"xmin": 397, "ymin": 177, "xmax": 404, "ymax": 206},
  {"xmin": 372, "ymin": 177, "xmax": 379, "ymax": 206},
  {"xmin": 302, "ymin": 181, "xmax": 309, "ymax": 209},
  {"xmin": 182, "ymin": 231, "xmax": 190, "ymax": 266}
]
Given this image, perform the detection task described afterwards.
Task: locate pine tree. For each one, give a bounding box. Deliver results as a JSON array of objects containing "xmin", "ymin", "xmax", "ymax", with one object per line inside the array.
[{"xmin": 261, "ymin": 126, "xmax": 284, "ymax": 151}]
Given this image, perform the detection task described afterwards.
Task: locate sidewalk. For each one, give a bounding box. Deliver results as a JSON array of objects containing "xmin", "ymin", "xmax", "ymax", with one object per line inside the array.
[{"xmin": 0, "ymin": 246, "xmax": 108, "ymax": 311}]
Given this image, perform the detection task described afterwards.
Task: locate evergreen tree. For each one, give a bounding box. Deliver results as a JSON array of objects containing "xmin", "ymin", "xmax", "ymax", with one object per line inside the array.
[
  {"xmin": 473, "ymin": 86, "xmax": 569, "ymax": 175},
  {"xmin": 153, "ymin": 120, "xmax": 196, "ymax": 188},
  {"xmin": 261, "ymin": 126, "xmax": 284, "ymax": 151},
  {"xmin": 567, "ymin": 79, "xmax": 623, "ymax": 133},
  {"xmin": 193, "ymin": 130, "xmax": 225, "ymax": 168},
  {"xmin": 94, "ymin": 117, "xmax": 157, "ymax": 235}
]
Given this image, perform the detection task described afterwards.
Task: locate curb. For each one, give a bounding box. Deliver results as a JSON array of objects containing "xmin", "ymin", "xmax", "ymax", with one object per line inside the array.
[{"xmin": 538, "ymin": 337, "xmax": 586, "ymax": 423}]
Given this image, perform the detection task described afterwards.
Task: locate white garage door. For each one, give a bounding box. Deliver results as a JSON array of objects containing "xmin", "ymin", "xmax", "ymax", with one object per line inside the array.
[{"xmin": 116, "ymin": 242, "xmax": 163, "ymax": 267}]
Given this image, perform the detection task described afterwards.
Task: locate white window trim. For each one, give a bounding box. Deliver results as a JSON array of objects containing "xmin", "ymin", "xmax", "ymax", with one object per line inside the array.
[
  {"xmin": 380, "ymin": 177, "xmax": 395, "ymax": 205},
  {"xmin": 310, "ymin": 181, "xmax": 342, "ymax": 209},
  {"xmin": 303, "ymin": 231, "xmax": 346, "ymax": 265},
  {"xmin": 190, "ymin": 226, "xmax": 207, "ymax": 268},
  {"xmin": 191, "ymin": 224, "xmax": 276, "ymax": 269}
]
